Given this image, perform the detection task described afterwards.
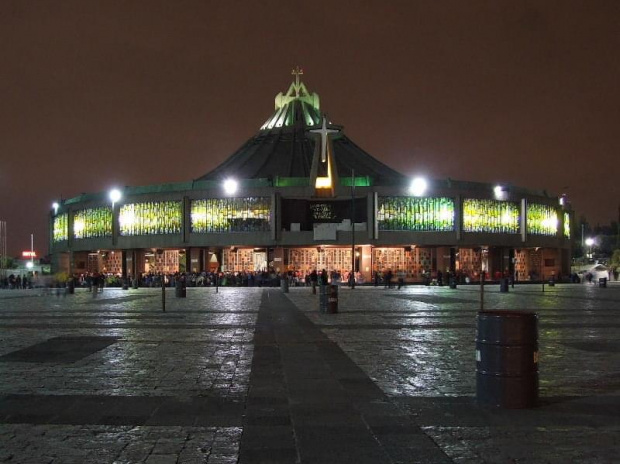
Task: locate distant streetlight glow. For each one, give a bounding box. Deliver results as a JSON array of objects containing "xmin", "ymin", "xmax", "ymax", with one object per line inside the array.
[
  {"xmin": 494, "ymin": 185, "xmax": 505, "ymax": 199},
  {"xmin": 223, "ymin": 179, "xmax": 238, "ymax": 195},
  {"xmin": 26, "ymin": 261, "xmax": 33, "ymax": 269},
  {"xmin": 585, "ymin": 237, "xmax": 594, "ymax": 247},
  {"xmin": 409, "ymin": 177, "xmax": 427, "ymax": 197}
]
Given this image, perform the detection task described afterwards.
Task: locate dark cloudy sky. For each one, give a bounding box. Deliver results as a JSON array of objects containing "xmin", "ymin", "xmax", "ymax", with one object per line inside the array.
[{"xmin": 1, "ymin": 0, "xmax": 619, "ymax": 256}]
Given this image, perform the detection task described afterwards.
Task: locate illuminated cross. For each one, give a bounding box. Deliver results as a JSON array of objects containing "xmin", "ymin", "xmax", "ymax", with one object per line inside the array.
[
  {"xmin": 310, "ymin": 116, "xmax": 339, "ymax": 163},
  {"xmin": 291, "ymin": 66, "xmax": 303, "ymax": 96}
]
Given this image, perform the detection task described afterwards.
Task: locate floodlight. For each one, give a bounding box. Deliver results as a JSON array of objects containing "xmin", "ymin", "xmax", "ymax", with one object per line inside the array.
[
  {"xmin": 223, "ymin": 179, "xmax": 238, "ymax": 195},
  {"xmin": 409, "ymin": 177, "xmax": 427, "ymax": 197}
]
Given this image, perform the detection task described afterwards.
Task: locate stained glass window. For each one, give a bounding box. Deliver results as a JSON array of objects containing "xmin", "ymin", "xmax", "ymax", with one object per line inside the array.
[
  {"xmin": 73, "ymin": 207, "xmax": 112, "ymax": 239},
  {"xmin": 463, "ymin": 199, "xmax": 520, "ymax": 233},
  {"xmin": 119, "ymin": 201, "xmax": 182, "ymax": 236},
  {"xmin": 53, "ymin": 213, "xmax": 68, "ymax": 242},
  {"xmin": 191, "ymin": 198, "xmax": 271, "ymax": 233},
  {"xmin": 377, "ymin": 197, "xmax": 455, "ymax": 231},
  {"xmin": 527, "ymin": 203, "xmax": 558, "ymax": 236},
  {"xmin": 563, "ymin": 212, "xmax": 571, "ymax": 239}
]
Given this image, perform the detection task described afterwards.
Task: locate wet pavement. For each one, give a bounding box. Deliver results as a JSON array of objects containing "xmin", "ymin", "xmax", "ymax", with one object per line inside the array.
[{"xmin": 0, "ymin": 282, "xmax": 618, "ymax": 463}]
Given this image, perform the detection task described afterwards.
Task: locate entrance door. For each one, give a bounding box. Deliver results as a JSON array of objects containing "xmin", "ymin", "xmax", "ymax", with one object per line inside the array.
[{"xmin": 254, "ymin": 252, "xmax": 267, "ymax": 272}]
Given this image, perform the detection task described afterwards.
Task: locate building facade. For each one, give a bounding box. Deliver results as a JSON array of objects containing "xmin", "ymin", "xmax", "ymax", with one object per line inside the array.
[{"xmin": 50, "ymin": 72, "xmax": 573, "ymax": 283}]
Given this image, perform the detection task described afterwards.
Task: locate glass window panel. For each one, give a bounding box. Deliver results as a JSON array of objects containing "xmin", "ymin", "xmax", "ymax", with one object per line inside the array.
[
  {"xmin": 73, "ymin": 207, "xmax": 112, "ymax": 239},
  {"xmin": 462, "ymin": 199, "xmax": 520, "ymax": 233},
  {"xmin": 527, "ymin": 203, "xmax": 558, "ymax": 236},
  {"xmin": 191, "ymin": 197, "xmax": 271, "ymax": 233},
  {"xmin": 53, "ymin": 213, "xmax": 69, "ymax": 242},
  {"xmin": 119, "ymin": 201, "xmax": 182, "ymax": 236},
  {"xmin": 564, "ymin": 212, "xmax": 571, "ymax": 239},
  {"xmin": 377, "ymin": 197, "xmax": 455, "ymax": 231}
]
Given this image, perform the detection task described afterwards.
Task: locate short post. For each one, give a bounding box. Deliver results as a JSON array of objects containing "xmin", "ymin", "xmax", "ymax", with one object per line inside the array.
[
  {"xmin": 215, "ymin": 274, "xmax": 219, "ymax": 293},
  {"xmin": 161, "ymin": 276, "xmax": 166, "ymax": 312},
  {"xmin": 480, "ymin": 272, "xmax": 485, "ymax": 311},
  {"xmin": 541, "ymin": 273, "xmax": 545, "ymax": 293}
]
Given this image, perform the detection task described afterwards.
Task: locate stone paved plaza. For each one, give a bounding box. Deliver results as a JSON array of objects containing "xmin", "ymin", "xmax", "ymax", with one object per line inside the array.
[{"xmin": 0, "ymin": 282, "xmax": 618, "ymax": 463}]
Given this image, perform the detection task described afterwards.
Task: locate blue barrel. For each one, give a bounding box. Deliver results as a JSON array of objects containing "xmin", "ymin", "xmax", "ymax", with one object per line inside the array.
[{"xmin": 476, "ymin": 311, "xmax": 538, "ymax": 408}]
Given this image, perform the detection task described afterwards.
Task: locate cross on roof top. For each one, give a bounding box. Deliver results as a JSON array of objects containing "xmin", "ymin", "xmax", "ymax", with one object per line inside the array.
[{"xmin": 291, "ymin": 66, "xmax": 304, "ymax": 96}]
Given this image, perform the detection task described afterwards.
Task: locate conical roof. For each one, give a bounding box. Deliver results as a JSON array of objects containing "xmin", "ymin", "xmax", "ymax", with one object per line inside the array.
[{"xmin": 197, "ymin": 70, "xmax": 405, "ymax": 185}]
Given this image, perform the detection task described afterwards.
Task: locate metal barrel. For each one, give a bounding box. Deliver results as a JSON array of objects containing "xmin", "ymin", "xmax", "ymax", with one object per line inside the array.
[
  {"xmin": 476, "ymin": 310, "xmax": 538, "ymax": 408},
  {"xmin": 327, "ymin": 285, "xmax": 338, "ymax": 314},
  {"xmin": 319, "ymin": 284, "xmax": 328, "ymax": 313},
  {"xmin": 281, "ymin": 277, "xmax": 289, "ymax": 293}
]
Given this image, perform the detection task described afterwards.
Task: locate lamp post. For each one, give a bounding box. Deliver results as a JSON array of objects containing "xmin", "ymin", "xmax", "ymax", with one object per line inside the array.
[
  {"xmin": 351, "ymin": 169, "xmax": 355, "ymax": 289},
  {"xmin": 585, "ymin": 237, "xmax": 594, "ymax": 260}
]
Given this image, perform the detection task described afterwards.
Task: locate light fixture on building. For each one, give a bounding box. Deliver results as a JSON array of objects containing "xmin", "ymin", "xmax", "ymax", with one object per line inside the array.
[
  {"xmin": 52, "ymin": 202, "xmax": 59, "ymax": 214},
  {"xmin": 109, "ymin": 188, "xmax": 122, "ymax": 206},
  {"xmin": 223, "ymin": 178, "xmax": 238, "ymax": 195},
  {"xmin": 409, "ymin": 177, "xmax": 427, "ymax": 197}
]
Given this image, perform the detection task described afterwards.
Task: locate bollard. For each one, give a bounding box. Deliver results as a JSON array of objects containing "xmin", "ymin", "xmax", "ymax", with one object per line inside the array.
[
  {"xmin": 327, "ymin": 285, "xmax": 338, "ymax": 314},
  {"xmin": 132, "ymin": 279, "xmax": 138, "ymax": 289},
  {"xmin": 476, "ymin": 311, "xmax": 538, "ymax": 408},
  {"xmin": 175, "ymin": 280, "xmax": 186, "ymax": 298},
  {"xmin": 449, "ymin": 278, "xmax": 457, "ymax": 289},
  {"xmin": 599, "ymin": 278, "xmax": 607, "ymax": 288},
  {"xmin": 500, "ymin": 278, "xmax": 509, "ymax": 293},
  {"xmin": 161, "ymin": 278, "xmax": 166, "ymax": 312},
  {"xmin": 122, "ymin": 279, "xmax": 128, "ymax": 290}
]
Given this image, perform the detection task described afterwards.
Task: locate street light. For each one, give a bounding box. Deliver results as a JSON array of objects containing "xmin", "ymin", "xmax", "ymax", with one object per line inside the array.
[
  {"xmin": 494, "ymin": 185, "xmax": 506, "ymax": 200},
  {"xmin": 223, "ymin": 178, "xmax": 238, "ymax": 195},
  {"xmin": 585, "ymin": 237, "xmax": 594, "ymax": 259},
  {"xmin": 109, "ymin": 188, "xmax": 122, "ymax": 207},
  {"xmin": 52, "ymin": 202, "xmax": 59, "ymax": 214},
  {"xmin": 409, "ymin": 177, "xmax": 427, "ymax": 197}
]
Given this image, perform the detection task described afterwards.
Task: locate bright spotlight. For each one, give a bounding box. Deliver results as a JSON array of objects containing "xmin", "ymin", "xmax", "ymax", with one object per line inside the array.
[
  {"xmin": 109, "ymin": 188, "xmax": 122, "ymax": 204},
  {"xmin": 26, "ymin": 262, "xmax": 34, "ymax": 269},
  {"xmin": 494, "ymin": 185, "xmax": 505, "ymax": 199},
  {"xmin": 223, "ymin": 179, "xmax": 238, "ymax": 195},
  {"xmin": 409, "ymin": 177, "xmax": 427, "ymax": 197},
  {"xmin": 585, "ymin": 238, "xmax": 594, "ymax": 247},
  {"xmin": 52, "ymin": 202, "xmax": 59, "ymax": 213}
]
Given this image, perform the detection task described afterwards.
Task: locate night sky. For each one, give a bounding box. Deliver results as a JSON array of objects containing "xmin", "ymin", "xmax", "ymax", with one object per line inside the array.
[{"xmin": 1, "ymin": 1, "xmax": 619, "ymax": 256}]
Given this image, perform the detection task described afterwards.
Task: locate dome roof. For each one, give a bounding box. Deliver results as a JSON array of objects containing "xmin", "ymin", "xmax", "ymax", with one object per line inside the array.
[{"xmin": 197, "ymin": 69, "xmax": 405, "ymax": 186}]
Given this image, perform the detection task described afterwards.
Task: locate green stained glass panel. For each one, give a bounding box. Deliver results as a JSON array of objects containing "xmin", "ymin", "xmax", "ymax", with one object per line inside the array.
[
  {"xmin": 53, "ymin": 213, "xmax": 68, "ymax": 242},
  {"xmin": 377, "ymin": 197, "xmax": 455, "ymax": 231},
  {"xmin": 528, "ymin": 203, "xmax": 558, "ymax": 236},
  {"xmin": 73, "ymin": 207, "xmax": 112, "ymax": 239},
  {"xmin": 463, "ymin": 199, "xmax": 520, "ymax": 233},
  {"xmin": 119, "ymin": 201, "xmax": 182, "ymax": 236},
  {"xmin": 191, "ymin": 197, "xmax": 271, "ymax": 233}
]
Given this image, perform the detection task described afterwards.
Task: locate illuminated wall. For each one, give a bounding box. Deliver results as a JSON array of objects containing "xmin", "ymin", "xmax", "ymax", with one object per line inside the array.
[
  {"xmin": 53, "ymin": 213, "xmax": 69, "ymax": 242},
  {"xmin": 377, "ymin": 197, "xmax": 455, "ymax": 231},
  {"xmin": 563, "ymin": 212, "xmax": 571, "ymax": 239},
  {"xmin": 191, "ymin": 197, "xmax": 271, "ymax": 233},
  {"xmin": 73, "ymin": 207, "xmax": 112, "ymax": 239},
  {"xmin": 119, "ymin": 201, "xmax": 182, "ymax": 236},
  {"xmin": 463, "ymin": 199, "xmax": 520, "ymax": 233},
  {"xmin": 528, "ymin": 203, "xmax": 558, "ymax": 236}
]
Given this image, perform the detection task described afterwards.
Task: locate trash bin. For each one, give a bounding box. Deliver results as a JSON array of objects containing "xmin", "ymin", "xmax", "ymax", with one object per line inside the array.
[
  {"xmin": 548, "ymin": 278, "xmax": 555, "ymax": 287},
  {"xmin": 122, "ymin": 279, "xmax": 129, "ymax": 290},
  {"xmin": 132, "ymin": 279, "xmax": 138, "ymax": 289},
  {"xmin": 449, "ymin": 278, "xmax": 457, "ymax": 289},
  {"xmin": 599, "ymin": 278, "xmax": 607, "ymax": 288},
  {"xmin": 476, "ymin": 310, "xmax": 538, "ymax": 408},
  {"xmin": 281, "ymin": 277, "xmax": 289, "ymax": 293},
  {"xmin": 327, "ymin": 285, "xmax": 338, "ymax": 314},
  {"xmin": 66, "ymin": 280, "xmax": 75, "ymax": 295},
  {"xmin": 319, "ymin": 284, "xmax": 329, "ymax": 313},
  {"xmin": 175, "ymin": 281, "xmax": 186, "ymax": 298},
  {"xmin": 499, "ymin": 278, "xmax": 509, "ymax": 293}
]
